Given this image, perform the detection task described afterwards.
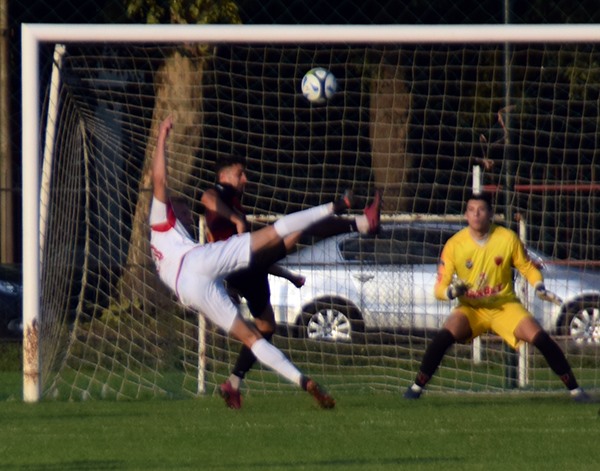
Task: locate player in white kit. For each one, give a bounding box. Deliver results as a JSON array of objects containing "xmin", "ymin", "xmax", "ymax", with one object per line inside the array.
[{"xmin": 149, "ymin": 116, "xmax": 347, "ymax": 409}]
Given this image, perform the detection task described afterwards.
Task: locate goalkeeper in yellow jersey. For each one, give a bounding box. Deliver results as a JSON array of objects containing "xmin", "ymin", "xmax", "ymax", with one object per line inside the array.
[{"xmin": 404, "ymin": 192, "xmax": 594, "ymax": 402}]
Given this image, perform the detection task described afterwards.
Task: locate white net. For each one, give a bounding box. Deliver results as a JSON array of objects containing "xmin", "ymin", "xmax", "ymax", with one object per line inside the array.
[{"xmin": 33, "ymin": 32, "xmax": 600, "ymax": 400}]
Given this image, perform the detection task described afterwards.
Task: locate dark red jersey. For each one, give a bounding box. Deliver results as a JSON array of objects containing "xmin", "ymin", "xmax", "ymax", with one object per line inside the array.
[{"xmin": 204, "ymin": 183, "xmax": 247, "ymax": 242}]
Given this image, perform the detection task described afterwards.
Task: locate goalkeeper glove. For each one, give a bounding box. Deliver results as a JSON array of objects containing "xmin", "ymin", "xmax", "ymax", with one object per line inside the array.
[
  {"xmin": 447, "ymin": 279, "xmax": 469, "ymax": 300},
  {"xmin": 534, "ymin": 282, "xmax": 563, "ymax": 306}
]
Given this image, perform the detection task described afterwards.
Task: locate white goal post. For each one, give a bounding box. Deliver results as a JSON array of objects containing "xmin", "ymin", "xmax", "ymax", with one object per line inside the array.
[{"xmin": 22, "ymin": 24, "xmax": 600, "ymax": 402}]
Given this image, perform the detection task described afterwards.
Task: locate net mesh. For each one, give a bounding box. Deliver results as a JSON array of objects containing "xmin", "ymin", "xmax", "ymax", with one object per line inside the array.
[{"xmin": 38, "ymin": 40, "xmax": 600, "ymax": 400}]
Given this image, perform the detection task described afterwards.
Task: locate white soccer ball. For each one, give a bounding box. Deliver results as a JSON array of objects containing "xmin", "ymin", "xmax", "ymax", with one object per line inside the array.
[{"xmin": 301, "ymin": 67, "xmax": 337, "ymax": 104}]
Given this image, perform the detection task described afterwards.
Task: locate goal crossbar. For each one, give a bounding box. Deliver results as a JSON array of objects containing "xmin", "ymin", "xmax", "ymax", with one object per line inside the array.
[{"xmin": 22, "ymin": 23, "xmax": 600, "ymax": 44}]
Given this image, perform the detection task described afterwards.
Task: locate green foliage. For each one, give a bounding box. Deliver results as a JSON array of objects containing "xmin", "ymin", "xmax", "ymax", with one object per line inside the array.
[
  {"xmin": 562, "ymin": 53, "xmax": 600, "ymax": 101},
  {"xmin": 0, "ymin": 342, "xmax": 21, "ymax": 372},
  {"xmin": 96, "ymin": 297, "xmax": 144, "ymax": 328},
  {"xmin": 124, "ymin": 0, "xmax": 242, "ymax": 24}
]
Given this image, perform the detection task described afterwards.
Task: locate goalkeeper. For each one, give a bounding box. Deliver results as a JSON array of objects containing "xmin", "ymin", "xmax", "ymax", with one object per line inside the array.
[{"xmin": 404, "ymin": 192, "xmax": 593, "ymax": 403}]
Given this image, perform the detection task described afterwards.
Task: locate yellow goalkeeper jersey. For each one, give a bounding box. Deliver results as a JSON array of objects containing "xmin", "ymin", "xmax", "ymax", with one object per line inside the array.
[{"xmin": 434, "ymin": 224, "xmax": 543, "ymax": 308}]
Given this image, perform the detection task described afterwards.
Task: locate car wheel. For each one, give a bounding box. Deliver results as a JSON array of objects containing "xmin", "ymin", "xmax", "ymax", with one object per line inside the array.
[
  {"xmin": 562, "ymin": 300, "xmax": 600, "ymax": 344},
  {"xmin": 298, "ymin": 299, "xmax": 364, "ymax": 342}
]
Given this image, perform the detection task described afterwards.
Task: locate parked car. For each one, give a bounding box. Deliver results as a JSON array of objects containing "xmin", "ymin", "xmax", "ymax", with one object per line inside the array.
[
  {"xmin": 265, "ymin": 222, "xmax": 600, "ymax": 343},
  {"xmin": 0, "ymin": 264, "xmax": 23, "ymax": 339}
]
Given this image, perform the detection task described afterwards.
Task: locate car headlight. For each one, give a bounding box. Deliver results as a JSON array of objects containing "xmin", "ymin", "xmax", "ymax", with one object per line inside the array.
[{"xmin": 0, "ymin": 280, "xmax": 20, "ymax": 295}]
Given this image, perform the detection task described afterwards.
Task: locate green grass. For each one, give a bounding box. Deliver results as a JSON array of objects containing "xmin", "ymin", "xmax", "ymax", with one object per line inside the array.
[
  {"xmin": 1, "ymin": 371, "xmax": 599, "ymax": 471},
  {"xmin": 1, "ymin": 342, "xmax": 599, "ymax": 469}
]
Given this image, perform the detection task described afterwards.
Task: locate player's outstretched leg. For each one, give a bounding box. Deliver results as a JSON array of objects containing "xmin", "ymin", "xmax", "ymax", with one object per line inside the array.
[
  {"xmin": 219, "ymin": 379, "xmax": 242, "ymax": 409},
  {"xmin": 363, "ymin": 188, "xmax": 382, "ymax": 234},
  {"xmin": 531, "ymin": 330, "xmax": 597, "ymax": 403},
  {"xmin": 294, "ymin": 189, "xmax": 381, "ymax": 238},
  {"xmin": 221, "ymin": 329, "xmax": 275, "ymax": 410},
  {"xmin": 303, "ymin": 377, "xmax": 336, "ymax": 409},
  {"xmin": 250, "ymin": 338, "xmax": 336, "ymax": 409},
  {"xmin": 249, "ymin": 190, "xmax": 353, "ymax": 257},
  {"xmin": 404, "ymin": 328, "xmax": 456, "ymax": 400},
  {"xmin": 571, "ymin": 389, "xmax": 595, "ymax": 403},
  {"xmin": 273, "ymin": 190, "xmax": 353, "ymax": 237},
  {"xmin": 228, "ymin": 318, "xmax": 336, "ymax": 409}
]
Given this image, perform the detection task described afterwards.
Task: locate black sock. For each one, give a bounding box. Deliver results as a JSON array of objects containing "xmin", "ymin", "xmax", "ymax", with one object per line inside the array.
[
  {"xmin": 415, "ymin": 328, "xmax": 456, "ymax": 388},
  {"xmin": 332, "ymin": 191, "xmax": 352, "ymax": 214},
  {"xmin": 303, "ymin": 216, "xmax": 358, "ymax": 238},
  {"xmin": 232, "ymin": 332, "xmax": 273, "ymax": 380},
  {"xmin": 250, "ymin": 240, "xmax": 287, "ymax": 270},
  {"xmin": 532, "ymin": 330, "xmax": 579, "ymax": 390}
]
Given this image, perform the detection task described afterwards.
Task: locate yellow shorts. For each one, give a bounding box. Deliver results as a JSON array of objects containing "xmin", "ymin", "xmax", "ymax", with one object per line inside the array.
[{"xmin": 455, "ymin": 301, "xmax": 532, "ymax": 349}]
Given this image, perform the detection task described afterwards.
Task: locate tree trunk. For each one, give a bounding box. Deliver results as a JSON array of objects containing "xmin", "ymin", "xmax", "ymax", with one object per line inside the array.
[
  {"xmin": 0, "ymin": 0, "xmax": 13, "ymax": 263},
  {"xmin": 369, "ymin": 63, "xmax": 412, "ymax": 212},
  {"xmin": 122, "ymin": 50, "xmax": 205, "ymax": 308}
]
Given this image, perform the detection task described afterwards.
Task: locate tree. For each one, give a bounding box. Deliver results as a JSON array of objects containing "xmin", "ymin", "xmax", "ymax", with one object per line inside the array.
[
  {"xmin": 0, "ymin": 0, "xmax": 13, "ymax": 263},
  {"xmin": 121, "ymin": 0, "xmax": 241, "ymax": 306},
  {"xmin": 369, "ymin": 60, "xmax": 411, "ymax": 211}
]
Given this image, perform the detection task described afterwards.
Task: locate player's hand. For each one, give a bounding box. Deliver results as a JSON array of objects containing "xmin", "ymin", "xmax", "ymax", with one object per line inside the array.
[
  {"xmin": 159, "ymin": 115, "xmax": 173, "ymax": 138},
  {"xmin": 231, "ymin": 213, "xmax": 248, "ymax": 234},
  {"xmin": 290, "ymin": 274, "xmax": 306, "ymax": 289},
  {"xmin": 447, "ymin": 279, "xmax": 470, "ymax": 300},
  {"xmin": 534, "ymin": 282, "xmax": 563, "ymax": 306}
]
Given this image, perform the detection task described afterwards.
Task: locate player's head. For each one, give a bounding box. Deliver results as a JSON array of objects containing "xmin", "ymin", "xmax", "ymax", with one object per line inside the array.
[
  {"xmin": 465, "ymin": 192, "xmax": 493, "ymax": 211},
  {"xmin": 464, "ymin": 192, "xmax": 493, "ymax": 233},
  {"xmin": 215, "ymin": 154, "xmax": 247, "ymax": 192}
]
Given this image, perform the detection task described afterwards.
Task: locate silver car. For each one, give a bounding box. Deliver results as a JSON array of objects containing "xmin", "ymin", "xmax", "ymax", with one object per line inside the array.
[{"xmin": 266, "ymin": 222, "xmax": 600, "ymax": 343}]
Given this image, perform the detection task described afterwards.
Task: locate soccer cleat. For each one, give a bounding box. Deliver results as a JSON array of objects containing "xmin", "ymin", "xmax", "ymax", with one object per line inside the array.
[
  {"xmin": 403, "ymin": 385, "xmax": 422, "ymax": 400},
  {"xmin": 572, "ymin": 389, "xmax": 596, "ymax": 404},
  {"xmin": 306, "ymin": 379, "xmax": 336, "ymax": 409},
  {"xmin": 219, "ymin": 380, "xmax": 242, "ymax": 409},
  {"xmin": 364, "ymin": 189, "xmax": 382, "ymax": 234},
  {"xmin": 333, "ymin": 189, "xmax": 354, "ymax": 214}
]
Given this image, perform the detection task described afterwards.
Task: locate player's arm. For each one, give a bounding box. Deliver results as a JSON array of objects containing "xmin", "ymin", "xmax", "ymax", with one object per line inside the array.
[
  {"xmin": 512, "ymin": 236, "xmax": 543, "ymax": 287},
  {"xmin": 268, "ymin": 264, "xmax": 305, "ymax": 288},
  {"xmin": 434, "ymin": 241, "xmax": 468, "ymax": 301},
  {"xmin": 434, "ymin": 243, "xmax": 455, "ymax": 300},
  {"xmin": 151, "ymin": 116, "xmax": 173, "ymax": 204},
  {"xmin": 512, "ymin": 236, "xmax": 562, "ymax": 305},
  {"xmin": 200, "ymin": 189, "xmax": 247, "ymax": 234}
]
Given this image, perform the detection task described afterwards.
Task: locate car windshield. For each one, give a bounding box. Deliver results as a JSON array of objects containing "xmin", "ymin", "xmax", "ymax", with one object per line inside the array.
[{"xmin": 339, "ymin": 226, "xmax": 453, "ymax": 265}]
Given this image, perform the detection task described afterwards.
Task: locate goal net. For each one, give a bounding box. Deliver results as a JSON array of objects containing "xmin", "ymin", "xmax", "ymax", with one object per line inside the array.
[{"xmin": 22, "ymin": 24, "xmax": 600, "ymax": 401}]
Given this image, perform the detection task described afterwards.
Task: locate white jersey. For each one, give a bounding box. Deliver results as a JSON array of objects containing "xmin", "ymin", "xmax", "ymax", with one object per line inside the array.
[{"xmin": 149, "ymin": 197, "xmax": 198, "ymax": 292}]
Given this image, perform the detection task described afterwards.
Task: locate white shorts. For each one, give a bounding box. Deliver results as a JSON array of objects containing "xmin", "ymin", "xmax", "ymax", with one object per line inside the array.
[{"xmin": 176, "ymin": 233, "xmax": 251, "ymax": 332}]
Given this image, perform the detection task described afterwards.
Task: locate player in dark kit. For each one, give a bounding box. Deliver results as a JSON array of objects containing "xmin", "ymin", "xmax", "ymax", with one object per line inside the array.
[{"xmin": 202, "ymin": 154, "xmax": 382, "ymax": 409}]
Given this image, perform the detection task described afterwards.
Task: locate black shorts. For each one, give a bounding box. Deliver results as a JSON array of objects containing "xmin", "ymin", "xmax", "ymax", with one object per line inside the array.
[{"xmin": 225, "ymin": 268, "xmax": 270, "ymax": 317}]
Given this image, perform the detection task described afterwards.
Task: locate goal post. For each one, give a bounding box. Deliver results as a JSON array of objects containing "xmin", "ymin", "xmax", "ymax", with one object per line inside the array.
[{"xmin": 22, "ymin": 23, "xmax": 600, "ymax": 402}]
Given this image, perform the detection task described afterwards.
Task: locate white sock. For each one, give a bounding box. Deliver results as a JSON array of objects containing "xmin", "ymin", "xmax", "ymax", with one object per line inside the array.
[
  {"xmin": 355, "ymin": 214, "xmax": 369, "ymax": 233},
  {"xmin": 251, "ymin": 338, "xmax": 302, "ymax": 386},
  {"xmin": 228, "ymin": 374, "xmax": 241, "ymax": 390},
  {"xmin": 273, "ymin": 203, "xmax": 333, "ymax": 238}
]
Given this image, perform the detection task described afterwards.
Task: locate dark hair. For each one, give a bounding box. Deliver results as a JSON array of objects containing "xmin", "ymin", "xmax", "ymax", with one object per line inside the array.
[
  {"xmin": 215, "ymin": 154, "xmax": 247, "ymax": 176},
  {"xmin": 465, "ymin": 192, "xmax": 493, "ymax": 211}
]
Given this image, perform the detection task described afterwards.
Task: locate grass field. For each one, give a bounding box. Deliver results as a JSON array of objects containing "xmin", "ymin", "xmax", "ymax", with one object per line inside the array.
[{"xmin": 1, "ymin": 368, "xmax": 599, "ymax": 470}]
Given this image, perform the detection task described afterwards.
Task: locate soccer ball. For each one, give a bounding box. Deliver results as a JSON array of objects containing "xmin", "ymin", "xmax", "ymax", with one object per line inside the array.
[{"xmin": 301, "ymin": 67, "xmax": 337, "ymax": 104}]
